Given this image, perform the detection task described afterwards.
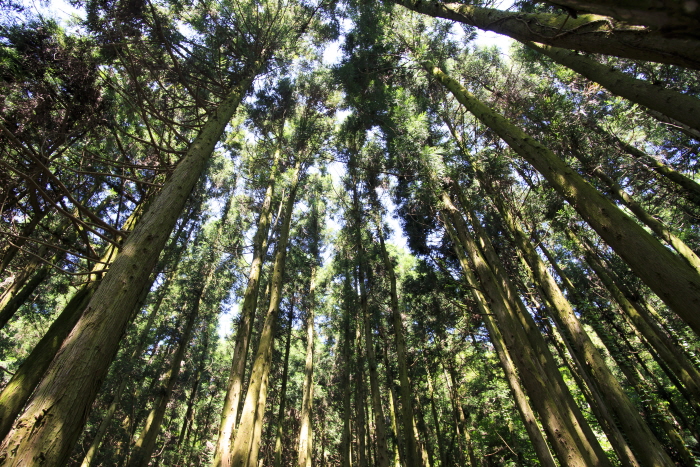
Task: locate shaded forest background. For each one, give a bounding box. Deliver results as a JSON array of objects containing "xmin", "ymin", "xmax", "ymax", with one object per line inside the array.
[{"xmin": 1, "ymin": 0, "xmax": 700, "ymax": 466}]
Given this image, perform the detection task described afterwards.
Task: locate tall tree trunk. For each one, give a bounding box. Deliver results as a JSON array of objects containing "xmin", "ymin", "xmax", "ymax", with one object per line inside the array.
[
  {"xmin": 127, "ymin": 295, "xmax": 200, "ymax": 467},
  {"xmin": 273, "ymin": 300, "xmax": 295, "ymax": 467},
  {"xmin": 341, "ymin": 255, "xmax": 354, "ymax": 467},
  {"xmin": 366, "ymin": 191, "xmax": 422, "ymax": 467},
  {"xmin": 229, "ymin": 162, "xmax": 300, "ymax": 467},
  {"xmin": 487, "ymin": 187, "xmax": 673, "ymax": 467},
  {"xmin": 213, "ymin": 149, "xmax": 281, "ymax": 467},
  {"xmin": 0, "ymin": 203, "xmax": 144, "ymax": 441},
  {"xmin": 0, "ymin": 71, "xmax": 258, "ymax": 466},
  {"xmin": 392, "ymin": 0, "xmax": 700, "ymax": 69},
  {"xmin": 441, "ymin": 193, "xmax": 610, "ymax": 467},
  {"xmin": 441, "ymin": 218, "xmax": 556, "ymax": 467},
  {"xmin": 428, "ymin": 63, "xmax": 700, "ymax": 335},
  {"xmin": 572, "ymin": 231, "xmax": 700, "ymax": 410},
  {"xmin": 354, "ymin": 312, "xmax": 369, "ymax": 467},
  {"xmin": 527, "ymin": 42, "xmax": 700, "ymax": 132},
  {"xmin": 353, "ymin": 188, "xmax": 391, "ymax": 467},
  {"xmin": 297, "ymin": 269, "xmax": 316, "ymax": 467}
]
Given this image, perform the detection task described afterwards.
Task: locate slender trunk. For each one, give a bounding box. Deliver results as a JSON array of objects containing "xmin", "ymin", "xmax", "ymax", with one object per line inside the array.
[
  {"xmin": 297, "ymin": 269, "xmax": 316, "ymax": 467},
  {"xmin": 442, "ymin": 217, "xmax": 556, "ymax": 467},
  {"xmin": 368, "ymin": 203, "xmax": 422, "ymax": 467},
  {"xmin": 584, "ymin": 161, "xmax": 700, "ymax": 274},
  {"xmin": 441, "ymin": 195, "xmax": 606, "ymax": 467},
  {"xmin": 459, "ymin": 195, "xmax": 609, "ymax": 467},
  {"xmin": 341, "ymin": 255, "xmax": 354, "ymax": 467},
  {"xmin": 589, "ymin": 122, "xmax": 700, "ymax": 205},
  {"xmin": 527, "ymin": 42, "xmax": 700, "ymax": 132},
  {"xmin": 0, "ymin": 206, "xmax": 48, "ymax": 277},
  {"xmin": 229, "ymin": 163, "xmax": 300, "ymax": 467},
  {"xmin": 213, "ymin": 149, "xmax": 281, "ymax": 467},
  {"xmin": 488, "ymin": 188, "xmax": 672, "ymax": 466},
  {"xmin": 354, "ymin": 197, "xmax": 391, "ymax": 467},
  {"xmin": 573, "ymin": 231, "xmax": 700, "ymax": 408},
  {"xmin": 354, "ymin": 314, "xmax": 368, "ymax": 467},
  {"xmin": 127, "ymin": 296, "xmax": 200, "ymax": 467},
  {"xmin": 0, "ymin": 72, "xmax": 257, "ymax": 466},
  {"xmin": 392, "ymin": 0, "xmax": 700, "ymax": 69},
  {"xmin": 273, "ymin": 301, "xmax": 295, "ymax": 467},
  {"xmin": 383, "ymin": 344, "xmax": 403, "ymax": 467},
  {"xmin": 424, "ymin": 365, "xmax": 447, "ymax": 467},
  {"xmin": 442, "ymin": 362, "xmax": 478, "ymax": 467},
  {"xmin": 429, "ymin": 63, "xmax": 700, "ymax": 334}
]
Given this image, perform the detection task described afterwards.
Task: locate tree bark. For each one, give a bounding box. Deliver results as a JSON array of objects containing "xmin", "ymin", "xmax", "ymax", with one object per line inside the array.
[
  {"xmin": 297, "ymin": 269, "xmax": 316, "ymax": 467},
  {"xmin": 273, "ymin": 301, "xmax": 295, "ymax": 467},
  {"xmin": 229, "ymin": 162, "xmax": 300, "ymax": 467},
  {"xmin": 0, "ymin": 71, "xmax": 257, "ymax": 466},
  {"xmin": 213, "ymin": 149, "xmax": 282, "ymax": 467},
  {"xmin": 392, "ymin": 0, "xmax": 700, "ymax": 69},
  {"xmin": 428, "ymin": 63, "xmax": 700, "ymax": 335}
]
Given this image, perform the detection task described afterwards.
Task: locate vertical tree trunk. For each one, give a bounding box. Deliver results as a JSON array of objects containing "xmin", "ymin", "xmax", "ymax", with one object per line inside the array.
[
  {"xmin": 229, "ymin": 162, "xmax": 300, "ymax": 467},
  {"xmin": 273, "ymin": 300, "xmax": 295, "ymax": 467},
  {"xmin": 341, "ymin": 255, "xmax": 354, "ymax": 467},
  {"xmin": 297, "ymin": 269, "xmax": 316, "ymax": 467},
  {"xmin": 213, "ymin": 149, "xmax": 281, "ymax": 467}
]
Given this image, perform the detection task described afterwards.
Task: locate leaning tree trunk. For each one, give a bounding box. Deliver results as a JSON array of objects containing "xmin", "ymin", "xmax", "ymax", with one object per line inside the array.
[
  {"xmin": 428, "ymin": 63, "xmax": 700, "ymax": 335},
  {"xmin": 441, "ymin": 193, "xmax": 610, "ymax": 467},
  {"xmin": 127, "ymin": 293, "xmax": 200, "ymax": 467},
  {"xmin": 441, "ymin": 214, "xmax": 557, "ymax": 467},
  {"xmin": 392, "ymin": 0, "xmax": 700, "ymax": 69},
  {"xmin": 527, "ymin": 42, "xmax": 700, "ymax": 132},
  {"xmin": 487, "ymin": 186, "xmax": 674, "ymax": 467},
  {"xmin": 0, "ymin": 70, "xmax": 258, "ymax": 466}
]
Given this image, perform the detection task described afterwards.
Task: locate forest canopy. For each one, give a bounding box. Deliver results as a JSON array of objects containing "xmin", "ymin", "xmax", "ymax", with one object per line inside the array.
[{"xmin": 1, "ymin": 0, "xmax": 700, "ymax": 466}]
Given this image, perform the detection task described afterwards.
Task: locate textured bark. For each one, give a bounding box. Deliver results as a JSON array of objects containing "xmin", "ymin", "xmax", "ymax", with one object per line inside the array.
[
  {"xmin": 297, "ymin": 269, "xmax": 316, "ymax": 467},
  {"xmin": 229, "ymin": 163, "xmax": 299, "ymax": 467},
  {"xmin": 489, "ymin": 191, "xmax": 673, "ymax": 467},
  {"xmin": 0, "ymin": 73, "xmax": 256, "ymax": 466},
  {"xmin": 441, "ymin": 194, "xmax": 607, "ymax": 467},
  {"xmin": 392, "ymin": 0, "xmax": 700, "ymax": 69},
  {"xmin": 213, "ymin": 149, "xmax": 281, "ymax": 467},
  {"xmin": 442, "ymin": 213, "xmax": 557, "ymax": 467},
  {"xmin": 273, "ymin": 303, "xmax": 294, "ymax": 467},
  {"xmin": 127, "ymin": 296, "xmax": 199, "ymax": 467},
  {"xmin": 546, "ymin": 0, "xmax": 700, "ymax": 37},
  {"xmin": 527, "ymin": 42, "xmax": 700, "ymax": 132},
  {"xmin": 429, "ymin": 63, "xmax": 700, "ymax": 335},
  {"xmin": 0, "ymin": 283, "xmax": 94, "ymax": 440}
]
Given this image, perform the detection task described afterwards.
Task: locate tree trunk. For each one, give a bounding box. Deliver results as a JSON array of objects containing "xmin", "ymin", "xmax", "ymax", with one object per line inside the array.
[
  {"xmin": 429, "ymin": 63, "xmax": 700, "ymax": 335},
  {"xmin": 488, "ymin": 187, "xmax": 673, "ymax": 467},
  {"xmin": 229, "ymin": 162, "xmax": 300, "ymax": 467},
  {"xmin": 213, "ymin": 149, "xmax": 282, "ymax": 467},
  {"xmin": 127, "ymin": 295, "xmax": 200, "ymax": 467},
  {"xmin": 297, "ymin": 268, "xmax": 316, "ymax": 467},
  {"xmin": 273, "ymin": 301, "xmax": 295, "ymax": 467},
  {"xmin": 527, "ymin": 42, "xmax": 700, "ymax": 132},
  {"xmin": 392, "ymin": 0, "xmax": 700, "ymax": 69},
  {"xmin": 341, "ymin": 254, "xmax": 354, "ymax": 467},
  {"xmin": 441, "ymin": 193, "xmax": 609, "ymax": 467},
  {"xmin": 0, "ymin": 71, "xmax": 257, "ymax": 466},
  {"xmin": 441, "ymin": 217, "xmax": 556, "ymax": 467}
]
